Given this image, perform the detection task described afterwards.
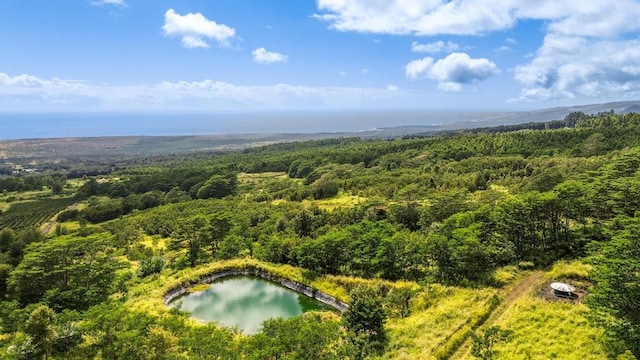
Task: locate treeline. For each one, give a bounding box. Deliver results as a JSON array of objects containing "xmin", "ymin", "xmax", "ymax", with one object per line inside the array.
[
  {"xmin": 0, "ymin": 175, "xmax": 67, "ymax": 193},
  {"xmin": 71, "ymin": 172, "xmax": 238, "ymax": 223}
]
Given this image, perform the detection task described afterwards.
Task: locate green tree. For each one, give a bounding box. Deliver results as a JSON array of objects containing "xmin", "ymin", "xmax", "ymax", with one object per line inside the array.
[
  {"xmin": 172, "ymin": 215, "xmax": 209, "ymax": 267},
  {"xmin": 471, "ymin": 326, "xmax": 513, "ymax": 360},
  {"xmin": 0, "ymin": 228, "xmax": 16, "ymax": 252},
  {"xmin": 142, "ymin": 325, "xmax": 179, "ymax": 360},
  {"xmin": 587, "ymin": 216, "xmax": 640, "ymax": 357},
  {"xmin": 183, "ymin": 323, "xmax": 235, "ymax": 359},
  {"xmin": 164, "ymin": 186, "xmax": 190, "ymax": 204},
  {"xmin": 9, "ymin": 233, "xmax": 122, "ymax": 310},
  {"xmin": 243, "ymin": 313, "xmax": 343, "ymax": 360},
  {"xmin": 19, "ymin": 227, "xmax": 44, "ymax": 245},
  {"xmin": 384, "ymin": 286, "xmax": 415, "ymax": 318},
  {"xmin": 390, "ymin": 201, "xmax": 421, "ymax": 231},
  {"xmin": 0, "ymin": 263, "xmax": 11, "ymax": 299},
  {"xmin": 138, "ymin": 256, "xmax": 165, "ymax": 278},
  {"xmin": 343, "ymin": 285, "xmax": 387, "ymax": 358},
  {"xmin": 296, "ymin": 230, "xmax": 350, "ymax": 275},
  {"xmin": 51, "ymin": 180, "xmax": 64, "ymax": 194},
  {"xmin": 196, "ymin": 173, "xmax": 237, "ymax": 199},
  {"xmin": 25, "ymin": 305, "xmax": 56, "ymax": 360},
  {"xmin": 208, "ymin": 215, "xmax": 233, "ymax": 257},
  {"xmin": 217, "ymin": 235, "xmax": 251, "ymax": 259}
]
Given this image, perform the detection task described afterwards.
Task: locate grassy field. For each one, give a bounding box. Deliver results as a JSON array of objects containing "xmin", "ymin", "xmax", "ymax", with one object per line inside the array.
[
  {"xmin": 302, "ymin": 192, "xmax": 367, "ymax": 211},
  {"xmin": 379, "ymin": 286, "xmax": 499, "ymax": 360},
  {"xmin": 489, "ymin": 297, "xmax": 606, "ymax": 360},
  {"xmin": 452, "ymin": 260, "xmax": 607, "ymax": 360}
]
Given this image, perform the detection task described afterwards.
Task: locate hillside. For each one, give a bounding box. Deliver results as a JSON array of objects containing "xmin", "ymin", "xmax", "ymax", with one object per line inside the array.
[{"xmin": 0, "ymin": 110, "xmax": 639, "ymax": 359}]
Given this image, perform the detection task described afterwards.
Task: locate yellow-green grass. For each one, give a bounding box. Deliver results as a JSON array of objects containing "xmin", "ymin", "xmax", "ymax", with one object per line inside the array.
[
  {"xmin": 237, "ymin": 172, "xmax": 294, "ymax": 192},
  {"xmin": 548, "ymin": 260, "xmax": 593, "ymax": 281},
  {"xmin": 0, "ymin": 190, "xmax": 53, "ymax": 211},
  {"xmin": 187, "ymin": 284, "xmax": 212, "ymax": 293},
  {"xmin": 490, "ymin": 265, "xmax": 522, "ymax": 287},
  {"xmin": 377, "ymin": 285, "xmax": 499, "ymax": 360},
  {"xmin": 237, "ymin": 172, "xmax": 289, "ymax": 183},
  {"xmin": 96, "ymin": 176, "xmax": 121, "ymax": 184},
  {"xmin": 56, "ymin": 220, "xmax": 82, "ymax": 231},
  {"xmin": 312, "ymin": 275, "xmax": 412, "ymax": 301},
  {"xmin": 488, "ymin": 296, "xmax": 606, "ymax": 360},
  {"xmin": 139, "ymin": 235, "xmax": 168, "ymax": 252},
  {"xmin": 302, "ymin": 193, "xmax": 367, "ymax": 211},
  {"xmin": 66, "ymin": 178, "xmax": 84, "ymax": 188},
  {"xmin": 270, "ymin": 192, "xmax": 367, "ymax": 211},
  {"xmin": 0, "ymin": 189, "xmax": 49, "ymax": 200}
]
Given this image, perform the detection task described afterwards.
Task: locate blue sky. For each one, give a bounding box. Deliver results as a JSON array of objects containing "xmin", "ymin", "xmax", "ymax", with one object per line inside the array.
[{"xmin": 1, "ymin": 0, "xmax": 640, "ymax": 112}]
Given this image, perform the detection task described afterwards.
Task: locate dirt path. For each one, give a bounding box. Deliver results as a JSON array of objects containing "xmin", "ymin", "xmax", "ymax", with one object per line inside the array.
[
  {"xmin": 448, "ymin": 270, "xmax": 545, "ymax": 360},
  {"xmin": 40, "ymin": 202, "xmax": 78, "ymax": 235}
]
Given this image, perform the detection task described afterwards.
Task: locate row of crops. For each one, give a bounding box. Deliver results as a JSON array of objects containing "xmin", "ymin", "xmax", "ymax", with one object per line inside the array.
[{"xmin": 0, "ymin": 197, "xmax": 76, "ymax": 231}]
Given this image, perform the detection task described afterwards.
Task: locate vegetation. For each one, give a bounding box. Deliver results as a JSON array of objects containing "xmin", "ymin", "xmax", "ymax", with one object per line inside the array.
[
  {"xmin": 0, "ymin": 198, "xmax": 75, "ymax": 231},
  {"xmin": 0, "ymin": 110, "xmax": 639, "ymax": 358}
]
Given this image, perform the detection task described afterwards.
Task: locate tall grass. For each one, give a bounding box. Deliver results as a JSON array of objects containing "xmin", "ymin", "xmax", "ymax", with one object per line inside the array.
[
  {"xmin": 377, "ymin": 285, "xmax": 499, "ymax": 360},
  {"xmin": 548, "ymin": 260, "xmax": 593, "ymax": 281},
  {"xmin": 490, "ymin": 297, "xmax": 607, "ymax": 359}
]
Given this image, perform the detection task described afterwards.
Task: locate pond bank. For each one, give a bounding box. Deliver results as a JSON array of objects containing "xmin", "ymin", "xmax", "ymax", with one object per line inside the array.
[{"xmin": 164, "ymin": 268, "xmax": 348, "ymax": 312}]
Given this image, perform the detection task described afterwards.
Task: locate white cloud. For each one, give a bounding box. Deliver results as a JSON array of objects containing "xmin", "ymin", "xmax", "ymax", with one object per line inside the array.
[
  {"xmin": 406, "ymin": 52, "xmax": 499, "ymax": 92},
  {"xmin": 315, "ymin": 0, "xmax": 640, "ymax": 37},
  {"xmin": 316, "ymin": 0, "xmax": 640, "ymax": 102},
  {"xmin": 163, "ymin": 9, "xmax": 236, "ymax": 48},
  {"xmin": 386, "ymin": 84, "xmax": 399, "ymax": 91},
  {"xmin": 0, "ymin": 73, "xmax": 86, "ymax": 89},
  {"xmin": 182, "ymin": 36, "xmax": 209, "ymax": 49},
  {"xmin": 252, "ymin": 48, "xmax": 288, "ymax": 64},
  {"xmin": 91, "ymin": 0, "xmax": 127, "ymax": 7},
  {"xmin": 513, "ymin": 35, "xmax": 640, "ymax": 101},
  {"xmin": 411, "ymin": 40, "xmax": 460, "ymax": 53},
  {"xmin": 495, "ymin": 45, "xmax": 511, "ymax": 52},
  {"xmin": 406, "ymin": 57, "xmax": 434, "ymax": 80},
  {"xmin": 315, "ymin": 0, "xmax": 517, "ymax": 36},
  {"xmin": 361, "ymin": 68, "xmax": 368, "ymax": 75},
  {"xmin": 339, "ymin": 71, "xmax": 348, "ymax": 77},
  {"xmin": 1, "ymin": 72, "xmax": 430, "ymax": 111}
]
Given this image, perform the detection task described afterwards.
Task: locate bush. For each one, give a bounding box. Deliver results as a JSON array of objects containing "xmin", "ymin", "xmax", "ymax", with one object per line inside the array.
[
  {"xmin": 57, "ymin": 209, "xmax": 79, "ymax": 222},
  {"xmin": 138, "ymin": 256, "xmax": 165, "ymax": 278}
]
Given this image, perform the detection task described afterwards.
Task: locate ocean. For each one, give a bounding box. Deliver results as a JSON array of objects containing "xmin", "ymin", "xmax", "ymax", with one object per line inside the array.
[{"xmin": 0, "ymin": 110, "xmax": 470, "ymax": 140}]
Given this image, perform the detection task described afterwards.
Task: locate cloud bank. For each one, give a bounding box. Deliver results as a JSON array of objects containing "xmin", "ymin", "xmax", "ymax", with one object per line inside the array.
[
  {"xmin": 0, "ymin": 72, "xmax": 429, "ymax": 111},
  {"xmin": 316, "ymin": 0, "xmax": 640, "ymax": 100},
  {"xmin": 315, "ymin": 0, "xmax": 640, "ymax": 37}
]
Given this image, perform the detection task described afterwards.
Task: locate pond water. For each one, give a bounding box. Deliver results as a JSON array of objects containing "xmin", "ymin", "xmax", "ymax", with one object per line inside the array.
[{"xmin": 172, "ymin": 276, "xmax": 329, "ymax": 334}]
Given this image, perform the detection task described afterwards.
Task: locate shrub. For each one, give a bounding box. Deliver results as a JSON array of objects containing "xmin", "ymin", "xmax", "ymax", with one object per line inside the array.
[{"xmin": 138, "ymin": 256, "xmax": 165, "ymax": 278}]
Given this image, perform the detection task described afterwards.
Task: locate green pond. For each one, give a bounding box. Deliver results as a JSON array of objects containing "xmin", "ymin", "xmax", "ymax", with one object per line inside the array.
[{"xmin": 173, "ymin": 276, "xmax": 329, "ymax": 334}]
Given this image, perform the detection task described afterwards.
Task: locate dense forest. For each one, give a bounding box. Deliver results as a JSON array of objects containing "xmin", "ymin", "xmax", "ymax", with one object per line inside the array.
[{"xmin": 0, "ymin": 111, "xmax": 639, "ymax": 359}]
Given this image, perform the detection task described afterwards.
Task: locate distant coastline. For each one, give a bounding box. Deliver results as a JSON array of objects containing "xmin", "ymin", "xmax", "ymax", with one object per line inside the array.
[{"xmin": 1, "ymin": 100, "xmax": 638, "ymax": 141}]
